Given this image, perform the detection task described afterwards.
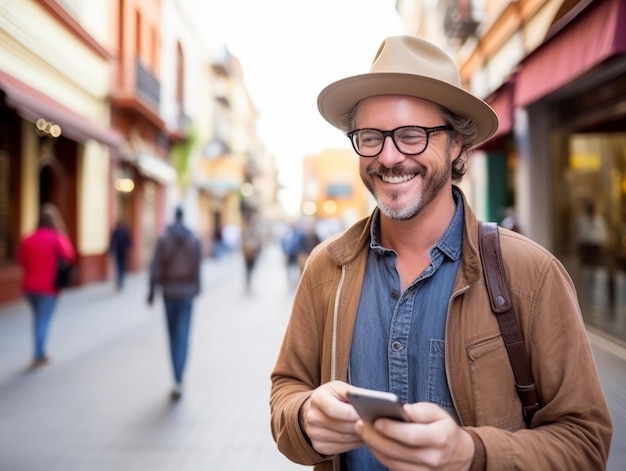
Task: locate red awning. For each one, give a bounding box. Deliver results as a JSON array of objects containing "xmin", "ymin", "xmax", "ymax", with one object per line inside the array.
[
  {"xmin": 0, "ymin": 70, "xmax": 123, "ymax": 149},
  {"xmin": 514, "ymin": 0, "xmax": 626, "ymax": 108},
  {"xmin": 485, "ymin": 78, "xmax": 514, "ymax": 140}
]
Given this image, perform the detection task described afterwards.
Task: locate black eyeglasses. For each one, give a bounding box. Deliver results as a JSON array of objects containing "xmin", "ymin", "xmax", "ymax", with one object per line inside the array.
[{"xmin": 346, "ymin": 125, "xmax": 451, "ymax": 158}]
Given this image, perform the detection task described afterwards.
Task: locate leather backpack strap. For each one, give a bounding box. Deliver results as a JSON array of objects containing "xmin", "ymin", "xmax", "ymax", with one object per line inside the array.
[{"xmin": 478, "ymin": 221, "xmax": 540, "ymax": 427}]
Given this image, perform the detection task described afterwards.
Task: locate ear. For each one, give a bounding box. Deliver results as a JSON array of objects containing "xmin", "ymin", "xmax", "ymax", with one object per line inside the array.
[{"xmin": 448, "ymin": 132, "xmax": 463, "ymax": 162}]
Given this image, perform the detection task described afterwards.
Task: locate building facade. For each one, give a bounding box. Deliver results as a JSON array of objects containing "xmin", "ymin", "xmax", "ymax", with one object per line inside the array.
[
  {"xmin": 397, "ymin": 0, "xmax": 626, "ymax": 344},
  {"xmin": 0, "ymin": 0, "xmax": 121, "ymax": 301},
  {"xmin": 0, "ymin": 0, "xmax": 277, "ymax": 306}
]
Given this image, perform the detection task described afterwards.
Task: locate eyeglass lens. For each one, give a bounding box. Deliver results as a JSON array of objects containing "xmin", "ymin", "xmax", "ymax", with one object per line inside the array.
[{"xmin": 351, "ymin": 126, "xmax": 432, "ymax": 157}]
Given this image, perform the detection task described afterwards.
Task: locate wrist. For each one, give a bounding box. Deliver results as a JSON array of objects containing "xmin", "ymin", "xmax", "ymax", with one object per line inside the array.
[
  {"xmin": 298, "ymin": 398, "xmax": 312, "ymax": 446},
  {"xmin": 466, "ymin": 430, "xmax": 486, "ymax": 471}
]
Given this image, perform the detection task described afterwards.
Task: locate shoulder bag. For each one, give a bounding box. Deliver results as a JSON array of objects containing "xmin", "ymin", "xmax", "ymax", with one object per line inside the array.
[
  {"xmin": 54, "ymin": 238, "xmax": 74, "ymax": 289},
  {"xmin": 478, "ymin": 221, "xmax": 541, "ymax": 427}
]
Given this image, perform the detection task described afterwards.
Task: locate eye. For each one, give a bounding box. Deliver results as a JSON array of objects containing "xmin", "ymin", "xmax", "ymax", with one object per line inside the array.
[
  {"xmin": 358, "ymin": 131, "xmax": 383, "ymax": 147},
  {"xmin": 396, "ymin": 127, "xmax": 426, "ymax": 144}
]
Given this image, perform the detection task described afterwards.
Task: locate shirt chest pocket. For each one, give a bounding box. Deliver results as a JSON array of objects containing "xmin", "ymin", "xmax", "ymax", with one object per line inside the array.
[
  {"xmin": 467, "ymin": 334, "xmax": 525, "ymax": 431},
  {"xmin": 427, "ymin": 340, "xmax": 456, "ymax": 417}
]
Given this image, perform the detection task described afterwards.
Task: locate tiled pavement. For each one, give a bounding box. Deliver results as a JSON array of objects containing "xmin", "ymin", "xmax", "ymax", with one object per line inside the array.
[{"xmin": 0, "ymin": 243, "xmax": 625, "ymax": 470}]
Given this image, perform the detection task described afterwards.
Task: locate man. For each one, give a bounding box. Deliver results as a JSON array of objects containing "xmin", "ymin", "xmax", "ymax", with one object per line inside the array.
[
  {"xmin": 270, "ymin": 36, "xmax": 612, "ymax": 470},
  {"xmin": 109, "ymin": 220, "xmax": 132, "ymax": 290},
  {"xmin": 148, "ymin": 206, "xmax": 201, "ymax": 400},
  {"xmin": 241, "ymin": 217, "xmax": 262, "ymax": 293}
]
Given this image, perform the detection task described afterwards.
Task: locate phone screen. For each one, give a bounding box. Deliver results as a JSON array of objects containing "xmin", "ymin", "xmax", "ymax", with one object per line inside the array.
[{"xmin": 347, "ymin": 387, "xmax": 410, "ymax": 423}]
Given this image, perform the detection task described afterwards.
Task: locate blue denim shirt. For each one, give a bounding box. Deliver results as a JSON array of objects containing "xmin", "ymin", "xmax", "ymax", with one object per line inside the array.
[{"xmin": 343, "ymin": 189, "xmax": 464, "ymax": 470}]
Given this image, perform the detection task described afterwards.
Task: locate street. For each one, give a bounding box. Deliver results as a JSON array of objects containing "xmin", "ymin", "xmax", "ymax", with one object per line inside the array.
[{"xmin": 0, "ymin": 243, "xmax": 625, "ymax": 470}]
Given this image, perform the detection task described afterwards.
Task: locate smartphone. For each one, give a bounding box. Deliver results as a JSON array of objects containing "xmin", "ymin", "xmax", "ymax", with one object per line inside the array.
[{"xmin": 346, "ymin": 386, "xmax": 410, "ymax": 423}]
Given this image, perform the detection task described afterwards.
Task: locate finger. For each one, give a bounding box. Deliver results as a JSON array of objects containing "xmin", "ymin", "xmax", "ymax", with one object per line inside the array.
[
  {"xmin": 358, "ymin": 421, "xmax": 423, "ymax": 470},
  {"xmin": 307, "ymin": 414, "xmax": 364, "ymax": 455},
  {"xmin": 361, "ymin": 420, "xmax": 450, "ymax": 471},
  {"xmin": 311, "ymin": 383, "xmax": 360, "ymax": 423}
]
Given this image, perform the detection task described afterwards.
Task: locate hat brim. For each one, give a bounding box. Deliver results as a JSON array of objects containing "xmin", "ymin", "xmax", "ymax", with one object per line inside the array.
[{"xmin": 317, "ymin": 73, "xmax": 499, "ymax": 146}]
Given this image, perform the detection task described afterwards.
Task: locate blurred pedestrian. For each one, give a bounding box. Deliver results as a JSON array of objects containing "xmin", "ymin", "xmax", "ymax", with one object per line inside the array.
[
  {"xmin": 280, "ymin": 222, "xmax": 302, "ymax": 288},
  {"xmin": 148, "ymin": 206, "xmax": 201, "ymax": 400},
  {"xmin": 576, "ymin": 198, "xmax": 608, "ymax": 269},
  {"xmin": 296, "ymin": 221, "xmax": 321, "ymax": 273},
  {"xmin": 109, "ymin": 220, "xmax": 132, "ymax": 290},
  {"xmin": 500, "ymin": 206, "xmax": 521, "ymax": 233},
  {"xmin": 17, "ymin": 203, "xmax": 75, "ymax": 369},
  {"xmin": 241, "ymin": 219, "xmax": 262, "ymax": 293},
  {"xmin": 575, "ymin": 198, "xmax": 611, "ymax": 310}
]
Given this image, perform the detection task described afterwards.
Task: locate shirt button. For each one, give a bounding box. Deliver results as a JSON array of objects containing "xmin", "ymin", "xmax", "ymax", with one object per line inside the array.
[
  {"xmin": 392, "ymin": 341, "xmax": 403, "ymax": 351},
  {"xmin": 391, "ymin": 290, "xmax": 400, "ymax": 300}
]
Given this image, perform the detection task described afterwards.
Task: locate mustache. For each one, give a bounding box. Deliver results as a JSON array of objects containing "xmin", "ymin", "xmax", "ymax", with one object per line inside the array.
[{"xmin": 366, "ymin": 164, "xmax": 425, "ymax": 178}]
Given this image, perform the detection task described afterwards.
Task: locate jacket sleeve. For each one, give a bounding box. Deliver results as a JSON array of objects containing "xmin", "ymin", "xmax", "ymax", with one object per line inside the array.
[
  {"xmin": 58, "ymin": 233, "xmax": 76, "ymax": 262},
  {"xmin": 269, "ymin": 248, "xmax": 334, "ymax": 466},
  {"xmin": 468, "ymin": 255, "xmax": 613, "ymax": 469}
]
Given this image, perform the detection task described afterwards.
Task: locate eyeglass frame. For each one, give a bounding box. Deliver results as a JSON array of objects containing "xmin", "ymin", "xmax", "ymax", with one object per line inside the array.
[{"xmin": 346, "ymin": 125, "xmax": 452, "ymax": 158}]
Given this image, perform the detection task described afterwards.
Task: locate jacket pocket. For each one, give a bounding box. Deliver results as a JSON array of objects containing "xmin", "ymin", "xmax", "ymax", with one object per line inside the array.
[{"xmin": 467, "ymin": 334, "xmax": 525, "ymax": 430}]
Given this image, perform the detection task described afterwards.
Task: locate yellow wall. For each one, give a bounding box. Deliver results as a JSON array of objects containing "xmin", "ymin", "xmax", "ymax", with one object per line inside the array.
[
  {"xmin": 19, "ymin": 123, "xmax": 39, "ymax": 236},
  {"xmin": 78, "ymin": 141, "xmax": 110, "ymax": 254}
]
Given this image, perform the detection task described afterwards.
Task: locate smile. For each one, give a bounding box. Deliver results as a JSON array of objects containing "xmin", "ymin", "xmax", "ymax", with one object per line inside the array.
[{"xmin": 381, "ymin": 174, "xmax": 416, "ymax": 184}]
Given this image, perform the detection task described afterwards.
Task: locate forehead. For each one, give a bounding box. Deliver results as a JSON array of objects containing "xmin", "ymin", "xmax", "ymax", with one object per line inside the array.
[{"xmin": 355, "ymin": 95, "xmax": 441, "ymax": 125}]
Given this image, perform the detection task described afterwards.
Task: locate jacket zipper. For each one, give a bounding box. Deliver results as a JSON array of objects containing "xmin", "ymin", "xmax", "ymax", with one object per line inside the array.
[{"xmin": 331, "ymin": 265, "xmax": 346, "ymax": 381}]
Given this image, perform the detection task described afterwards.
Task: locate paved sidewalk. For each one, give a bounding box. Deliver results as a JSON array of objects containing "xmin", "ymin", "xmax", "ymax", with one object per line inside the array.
[
  {"xmin": 0, "ymin": 243, "xmax": 625, "ymax": 470},
  {"xmin": 0, "ymin": 244, "xmax": 309, "ymax": 471},
  {"xmin": 588, "ymin": 329, "xmax": 626, "ymax": 470}
]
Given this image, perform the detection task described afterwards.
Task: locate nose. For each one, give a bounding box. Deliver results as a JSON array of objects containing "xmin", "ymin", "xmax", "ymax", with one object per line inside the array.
[{"xmin": 376, "ymin": 135, "xmax": 406, "ymax": 167}]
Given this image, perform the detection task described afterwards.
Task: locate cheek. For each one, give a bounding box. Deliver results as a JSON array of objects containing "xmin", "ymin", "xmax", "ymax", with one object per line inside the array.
[{"xmin": 359, "ymin": 159, "xmax": 372, "ymax": 175}]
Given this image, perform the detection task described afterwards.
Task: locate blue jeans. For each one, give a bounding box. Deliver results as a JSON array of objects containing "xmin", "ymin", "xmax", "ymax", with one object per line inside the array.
[
  {"xmin": 164, "ymin": 297, "xmax": 194, "ymax": 385},
  {"xmin": 114, "ymin": 254, "xmax": 127, "ymax": 289},
  {"xmin": 25, "ymin": 293, "xmax": 57, "ymax": 360}
]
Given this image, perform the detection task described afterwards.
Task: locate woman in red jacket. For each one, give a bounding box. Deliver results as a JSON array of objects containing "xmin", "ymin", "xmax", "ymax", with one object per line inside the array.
[{"xmin": 18, "ymin": 203, "xmax": 75, "ymax": 368}]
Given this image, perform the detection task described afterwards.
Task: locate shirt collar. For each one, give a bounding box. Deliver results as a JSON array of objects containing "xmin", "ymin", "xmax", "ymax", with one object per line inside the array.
[{"xmin": 369, "ymin": 187, "xmax": 464, "ymax": 261}]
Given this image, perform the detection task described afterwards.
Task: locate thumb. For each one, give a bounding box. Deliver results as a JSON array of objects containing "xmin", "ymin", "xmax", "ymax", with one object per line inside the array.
[{"xmin": 404, "ymin": 402, "xmax": 451, "ymax": 424}]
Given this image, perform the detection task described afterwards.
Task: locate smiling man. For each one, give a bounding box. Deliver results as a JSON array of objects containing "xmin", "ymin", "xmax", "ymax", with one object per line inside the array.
[{"xmin": 270, "ymin": 35, "xmax": 612, "ymax": 470}]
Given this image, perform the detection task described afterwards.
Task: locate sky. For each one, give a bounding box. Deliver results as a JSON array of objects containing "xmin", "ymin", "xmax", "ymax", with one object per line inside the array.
[{"xmin": 204, "ymin": 0, "xmax": 403, "ymax": 215}]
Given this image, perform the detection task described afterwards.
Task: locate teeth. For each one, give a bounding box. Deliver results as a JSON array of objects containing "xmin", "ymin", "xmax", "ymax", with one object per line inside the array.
[{"xmin": 381, "ymin": 174, "xmax": 415, "ymax": 184}]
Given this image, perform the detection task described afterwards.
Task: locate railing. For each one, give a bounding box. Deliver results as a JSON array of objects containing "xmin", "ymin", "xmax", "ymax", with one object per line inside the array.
[
  {"xmin": 135, "ymin": 60, "xmax": 160, "ymax": 109},
  {"xmin": 443, "ymin": 0, "xmax": 480, "ymax": 43}
]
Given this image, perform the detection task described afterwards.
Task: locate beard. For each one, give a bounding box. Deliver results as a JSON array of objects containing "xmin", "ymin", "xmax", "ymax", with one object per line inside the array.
[{"xmin": 360, "ymin": 151, "xmax": 452, "ymax": 221}]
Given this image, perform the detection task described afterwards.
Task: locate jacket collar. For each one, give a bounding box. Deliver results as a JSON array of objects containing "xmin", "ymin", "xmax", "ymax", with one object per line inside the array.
[{"xmin": 325, "ymin": 185, "xmax": 483, "ymax": 285}]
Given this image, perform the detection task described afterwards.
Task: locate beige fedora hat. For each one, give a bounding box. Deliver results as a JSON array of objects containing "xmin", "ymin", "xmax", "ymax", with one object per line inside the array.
[{"xmin": 317, "ymin": 35, "xmax": 499, "ymax": 146}]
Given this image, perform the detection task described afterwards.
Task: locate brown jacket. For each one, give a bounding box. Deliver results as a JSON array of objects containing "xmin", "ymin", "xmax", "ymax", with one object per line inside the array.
[{"xmin": 270, "ymin": 189, "xmax": 612, "ymax": 470}]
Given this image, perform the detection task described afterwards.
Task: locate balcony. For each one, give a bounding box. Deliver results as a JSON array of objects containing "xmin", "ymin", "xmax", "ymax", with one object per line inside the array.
[
  {"xmin": 444, "ymin": 0, "xmax": 480, "ymax": 43},
  {"xmin": 135, "ymin": 59, "xmax": 160, "ymax": 109}
]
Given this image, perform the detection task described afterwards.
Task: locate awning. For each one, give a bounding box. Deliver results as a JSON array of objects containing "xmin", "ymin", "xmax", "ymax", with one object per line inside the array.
[
  {"xmin": 0, "ymin": 70, "xmax": 124, "ymax": 149},
  {"xmin": 137, "ymin": 152, "xmax": 177, "ymax": 183},
  {"xmin": 485, "ymin": 78, "xmax": 514, "ymax": 140},
  {"xmin": 514, "ymin": 0, "xmax": 626, "ymax": 108}
]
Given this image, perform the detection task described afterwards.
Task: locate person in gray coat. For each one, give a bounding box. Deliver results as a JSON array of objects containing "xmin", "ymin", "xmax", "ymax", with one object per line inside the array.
[{"xmin": 148, "ymin": 206, "xmax": 201, "ymax": 400}]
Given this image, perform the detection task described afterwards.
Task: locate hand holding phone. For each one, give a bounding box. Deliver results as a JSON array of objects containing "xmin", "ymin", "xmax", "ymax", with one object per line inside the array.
[{"xmin": 346, "ymin": 386, "xmax": 410, "ymax": 423}]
